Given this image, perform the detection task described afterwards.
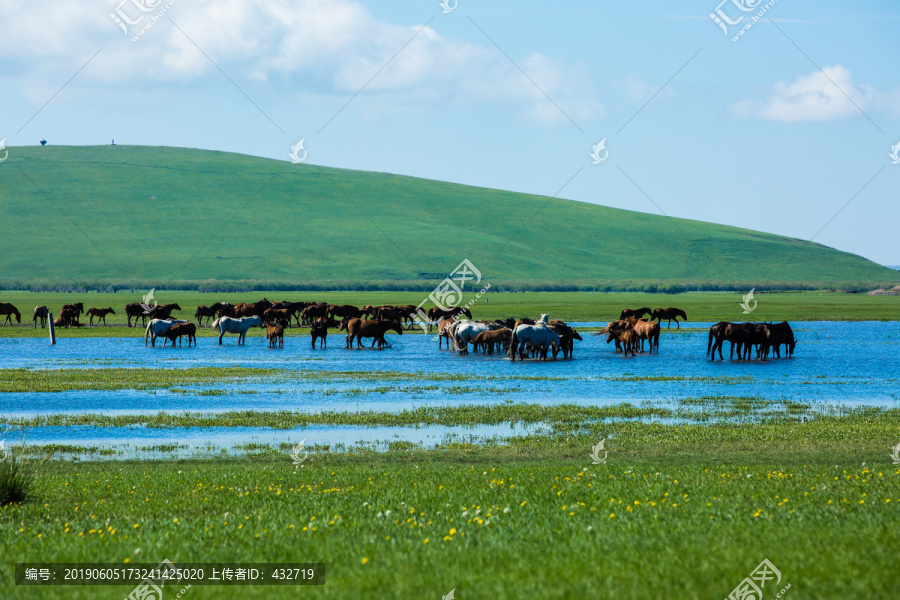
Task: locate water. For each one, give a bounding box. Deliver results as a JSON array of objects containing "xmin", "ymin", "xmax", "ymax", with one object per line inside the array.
[{"xmin": 2, "ymin": 322, "xmax": 898, "ymax": 454}]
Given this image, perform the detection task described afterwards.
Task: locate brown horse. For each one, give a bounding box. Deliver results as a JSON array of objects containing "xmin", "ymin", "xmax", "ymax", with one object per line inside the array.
[
  {"xmin": 652, "ymin": 307, "xmax": 687, "ymax": 329},
  {"xmin": 548, "ymin": 320, "xmax": 583, "ymax": 358},
  {"xmin": 395, "ymin": 305, "xmax": 420, "ymax": 325},
  {"xmin": 310, "ymin": 317, "xmax": 339, "ymax": 349},
  {"xmin": 374, "ymin": 306, "xmax": 401, "ymax": 322},
  {"xmin": 125, "ymin": 303, "xmax": 150, "ymax": 328},
  {"xmin": 623, "ymin": 317, "xmax": 660, "ymax": 353},
  {"xmin": 0, "ymin": 303, "xmax": 22, "ymax": 325},
  {"xmin": 437, "ymin": 317, "xmax": 456, "ymax": 349},
  {"xmin": 33, "ymin": 305, "xmax": 49, "ymax": 328},
  {"xmin": 301, "ymin": 303, "xmax": 329, "ymax": 325},
  {"xmin": 213, "ymin": 302, "xmax": 236, "ymax": 318},
  {"xmin": 345, "ymin": 319, "xmax": 403, "ymax": 349},
  {"xmin": 234, "ymin": 298, "xmax": 271, "ymax": 318},
  {"xmin": 619, "ymin": 307, "xmax": 652, "ymax": 320},
  {"xmin": 87, "ymin": 307, "xmax": 116, "ymax": 326},
  {"xmin": 62, "ymin": 303, "xmax": 85, "ymax": 318},
  {"xmin": 606, "ymin": 324, "xmax": 638, "ymax": 357},
  {"xmin": 765, "ymin": 321, "xmax": 796, "ymax": 358},
  {"xmin": 472, "ymin": 329, "xmax": 511, "ymax": 354},
  {"xmin": 427, "ymin": 307, "xmax": 472, "ymax": 332},
  {"xmin": 707, "ymin": 322, "xmax": 752, "ymax": 361},
  {"xmin": 263, "ymin": 308, "xmax": 293, "ymax": 327},
  {"xmin": 328, "ymin": 304, "xmax": 362, "ymax": 320},
  {"xmin": 264, "ymin": 320, "xmax": 286, "ymax": 349},
  {"xmin": 58, "ymin": 307, "xmax": 80, "ymax": 328},
  {"xmin": 194, "ymin": 305, "xmax": 218, "ymax": 327},
  {"xmin": 165, "ymin": 322, "xmax": 197, "ymax": 347},
  {"xmin": 151, "ymin": 303, "xmax": 182, "ymax": 320}
]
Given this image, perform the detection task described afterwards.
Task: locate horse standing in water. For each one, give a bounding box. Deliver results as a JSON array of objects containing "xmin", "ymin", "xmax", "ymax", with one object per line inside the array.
[
  {"xmin": 145, "ymin": 319, "xmax": 188, "ymax": 347},
  {"xmin": 211, "ymin": 316, "xmax": 263, "ymax": 345}
]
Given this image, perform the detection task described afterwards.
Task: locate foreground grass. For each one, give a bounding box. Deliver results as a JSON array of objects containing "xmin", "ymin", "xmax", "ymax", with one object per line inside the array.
[
  {"xmin": 1, "ymin": 417, "xmax": 899, "ymax": 600},
  {"xmin": 0, "ymin": 291, "xmax": 898, "ymax": 340},
  {"xmin": 0, "ymin": 367, "xmax": 565, "ymax": 393}
]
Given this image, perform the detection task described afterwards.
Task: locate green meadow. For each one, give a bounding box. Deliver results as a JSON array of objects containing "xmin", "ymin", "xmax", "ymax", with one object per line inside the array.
[{"xmin": 2, "ymin": 414, "xmax": 899, "ymax": 600}]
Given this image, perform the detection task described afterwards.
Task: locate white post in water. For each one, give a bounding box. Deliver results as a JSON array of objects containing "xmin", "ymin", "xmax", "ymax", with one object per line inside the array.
[{"xmin": 48, "ymin": 312, "xmax": 56, "ymax": 345}]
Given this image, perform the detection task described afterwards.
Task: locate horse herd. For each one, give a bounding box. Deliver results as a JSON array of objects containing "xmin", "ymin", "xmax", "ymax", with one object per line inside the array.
[{"xmin": 1, "ymin": 299, "xmax": 797, "ymax": 361}]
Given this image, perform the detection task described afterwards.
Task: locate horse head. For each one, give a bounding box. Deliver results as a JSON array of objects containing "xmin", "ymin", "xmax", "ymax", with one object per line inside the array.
[{"xmin": 538, "ymin": 313, "xmax": 549, "ymax": 324}]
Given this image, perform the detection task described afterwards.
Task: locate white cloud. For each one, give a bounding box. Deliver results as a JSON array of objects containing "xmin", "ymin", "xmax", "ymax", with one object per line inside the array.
[
  {"xmin": 0, "ymin": 0, "xmax": 604, "ymax": 125},
  {"xmin": 731, "ymin": 65, "xmax": 900, "ymax": 122}
]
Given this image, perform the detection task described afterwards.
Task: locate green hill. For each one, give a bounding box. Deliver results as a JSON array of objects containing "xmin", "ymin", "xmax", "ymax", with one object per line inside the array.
[{"xmin": 0, "ymin": 145, "xmax": 895, "ymax": 291}]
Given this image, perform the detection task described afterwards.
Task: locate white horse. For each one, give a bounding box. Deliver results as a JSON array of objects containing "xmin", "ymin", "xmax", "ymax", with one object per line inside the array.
[
  {"xmin": 452, "ymin": 320, "xmax": 491, "ymax": 355},
  {"xmin": 145, "ymin": 319, "xmax": 187, "ymax": 347},
  {"xmin": 211, "ymin": 315, "xmax": 262, "ymax": 345},
  {"xmin": 508, "ymin": 323, "xmax": 559, "ymax": 362}
]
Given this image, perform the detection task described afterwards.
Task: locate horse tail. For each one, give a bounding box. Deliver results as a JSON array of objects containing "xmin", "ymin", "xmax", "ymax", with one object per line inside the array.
[
  {"xmin": 507, "ymin": 327, "xmax": 518, "ymax": 360},
  {"xmin": 211, "ymin": 318, "xmax": 221, "ymax": 331},
  {"xmin": 453, "ymin": 327, "xmax": 466, "ymax": 353},
  {"xmin": 707, "ymin": 327, "xmax": 714, "ymax": 356},
  {"xmin": 144, "ymin": 321, "xmax": 152, "ymax": 346}
]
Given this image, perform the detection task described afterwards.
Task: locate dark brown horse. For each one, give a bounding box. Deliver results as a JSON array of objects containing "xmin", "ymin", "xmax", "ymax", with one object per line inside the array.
[
  {"xmin": 301, "ymin": 303, "xmax": 329, "ymax": 326},
  {"xmin": 58, "ymin": 307, "xmax": 80, "ymax": 328},
  {"xmin": 194, "ymin": 305, "xmax": 219, "ymax": 327},
  {"xmin": 765, "ymin": 321, "xmax": 796, "ymax": 358},
  {"xmin": 87, "ymin": 307, "xmax": 116, "ymax": 326},
  {"xmin": 0, "ymin": 303, "xmax": 21, "ymax": 325},
  {"xmin": 152, "ymin": 303, "xmax": 182, "ymax": 320},
  {"xmin": 234, "ymin": 298, "xmax": 271, "ymax": 318},
  {"xmin": 707, "ymin": 322, "xmax": 753, "ymax": 361},
  {"xmin": 125, "ymin": 303, "xmax": 151, "ymax": 327},
  {"xmin": 328, "ymin": 304, "xmax": 363, "ymax": 320},
  {"xmin": 426, "ymin": 307, "xmax": 472, "ymax": 332},
  {"xmin": 213, "ymin": 302, "xmax": 236, "ymax": 318},
  {"xmin": 33, "ymin": 305, "xmax": 49, "ymax": 328},
  {"xmin": 62, "ymin": 303, "xmax": 85, "ymax": 319},
  {"xmin": 164, "ymin": 322, "xmax": 197, "ymax": 347},
  {"xmin": 263, "ymin": 308, "xmax": 293, "ymax": 327},
  {"xmin": 548, "ymin": 320, "xmax": 583, "ymax": 358},
  {"xmin": 652, "ymin": 307, "xmax": 687, "ymax": 329},
  {"xmin": 345, "ymin": 319, "xmax": 403, "ymax": 349},
  {"xmin": 310, "ymin": 317, "xmax": 339, "ymax": 349},
  {"xmin": 619, "ymin": 307, "xmax": 652, "ymax": 320}
]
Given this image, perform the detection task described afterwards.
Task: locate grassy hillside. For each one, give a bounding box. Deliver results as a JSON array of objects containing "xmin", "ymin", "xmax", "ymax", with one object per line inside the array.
[{"xmin": 0, "ymin": 145, "xmax": 895, "ymax": 290}]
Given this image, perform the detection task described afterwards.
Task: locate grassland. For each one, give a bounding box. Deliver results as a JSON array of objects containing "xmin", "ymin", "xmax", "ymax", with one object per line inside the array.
[
  {"xmin": 2, "ymin": 146, "xmax": 896, "ymax": 289},
  {"xmin": 1, "ymin": 414, "xmax": 899, "ymax": 600},
  {"xmin": 0, "ymin": 290, "xmax": 897, "ymax": 339}
]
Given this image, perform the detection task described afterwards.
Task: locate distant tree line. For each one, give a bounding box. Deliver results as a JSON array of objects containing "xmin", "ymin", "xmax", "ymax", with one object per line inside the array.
[{"xmin": 0, "ymin": 278, "xmax": 895, "ymax": 294}]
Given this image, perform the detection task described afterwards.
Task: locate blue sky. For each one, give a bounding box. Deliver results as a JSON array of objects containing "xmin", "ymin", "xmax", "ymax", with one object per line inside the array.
[{"xmin": 1, "ymin": 0, "xmax": 898, "ymax": 265}]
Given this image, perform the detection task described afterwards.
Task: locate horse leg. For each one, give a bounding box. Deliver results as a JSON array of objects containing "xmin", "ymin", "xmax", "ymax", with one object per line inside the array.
[{"xmin": 218, "ymin": 331, "xmax": 224, "ymax": 345}]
